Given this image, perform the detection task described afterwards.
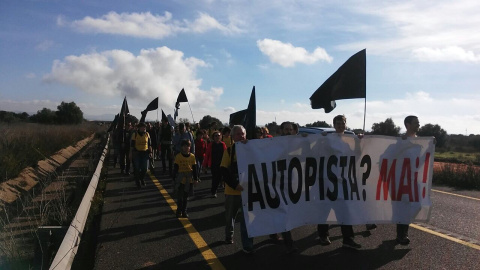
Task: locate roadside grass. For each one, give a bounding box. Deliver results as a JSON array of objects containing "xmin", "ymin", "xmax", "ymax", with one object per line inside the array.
[
  {"xmin": 0, "ymin": 122, "xmax": 104, "ymax": 183},
  {"xmin": 434, "ymin": 150, "xmax": 480, "ymax": 164}
]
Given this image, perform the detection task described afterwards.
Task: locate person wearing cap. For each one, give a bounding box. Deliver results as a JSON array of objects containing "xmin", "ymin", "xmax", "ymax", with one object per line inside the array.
[{"xmin": 129, "ymin": 122, "xmax": 152, "ymax": 187}]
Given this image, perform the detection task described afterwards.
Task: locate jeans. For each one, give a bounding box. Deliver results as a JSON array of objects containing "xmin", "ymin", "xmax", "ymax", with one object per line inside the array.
[
  {"xmin": 225, "ymin": 195, "xmax": 253, "ymax": 250},
  {"xmin": 133, "ymin": 150, "xmax": 149, "ymax": 185}
]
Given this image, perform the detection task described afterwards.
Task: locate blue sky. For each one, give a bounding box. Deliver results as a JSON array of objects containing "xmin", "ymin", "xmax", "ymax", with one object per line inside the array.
[{"xmin": 1, "ymin": 0, "xmax": 480, "ymax": 134}]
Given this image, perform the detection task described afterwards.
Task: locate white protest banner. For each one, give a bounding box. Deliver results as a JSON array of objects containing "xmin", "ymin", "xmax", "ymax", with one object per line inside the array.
[{"xmin": 236, "ymin": 134, "xmax": 434, "ymax": 237}]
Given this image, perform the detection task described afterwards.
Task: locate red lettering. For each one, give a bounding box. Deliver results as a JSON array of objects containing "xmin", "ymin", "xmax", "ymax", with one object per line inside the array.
[
  {"xmin": 376, "ymin": 159, "xmax": 397, "ymax": 201},
  {"xmin": 397, "ymin": 158, "xmax": 413, "ymax": 202}
]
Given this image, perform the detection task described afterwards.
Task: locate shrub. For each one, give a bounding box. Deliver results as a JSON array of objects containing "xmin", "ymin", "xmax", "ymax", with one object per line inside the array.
[{"xmin": 433, "ymin": 163, "xmax": 480, "ymax": 190}]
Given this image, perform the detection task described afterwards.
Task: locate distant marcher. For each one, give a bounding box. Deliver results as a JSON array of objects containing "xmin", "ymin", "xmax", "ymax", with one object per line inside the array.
[
  {"xmin": 203, "ymin": 130, "xmax": 227, "ymax": 198},
  {"xmin": 194, "ymin": 129, "xmax": 207, "ymax": 179},
  {"xmin": 160, "ymin": 118, "xmax": 174, "ymax": 176}
]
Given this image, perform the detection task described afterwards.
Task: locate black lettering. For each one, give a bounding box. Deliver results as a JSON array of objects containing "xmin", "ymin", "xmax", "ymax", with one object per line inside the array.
[
  {"xmin": 262, "ymin": 162, "xmax": 280, "ymax": 209},
  {"xmin": 340, "ymin": 156, "xmax": 349, "ymax": 200},
  {"xmin": 277, "ymin": 159, "xmax": 288, "ymax": 205},
  {"xmin": 248, "ymin": 164, "xmax": 265, "ymax": 211},
  {"xmin": 319, "ymin": 157, "xmax": 325, "ymax": 200},
  {"xmin": 304, "ymin": 157, "xmax": 317, "ymax": 201},
  {"xmin": 288, "ymin": 157, "xmax": 302, "ymax": 204},
  {"xmin": 326, "ymin": 155, "xmax": 338, "ymax": 201},
  {"xmin": 348, "ymin": 156, "xmax": 360, "ymax": 200}
]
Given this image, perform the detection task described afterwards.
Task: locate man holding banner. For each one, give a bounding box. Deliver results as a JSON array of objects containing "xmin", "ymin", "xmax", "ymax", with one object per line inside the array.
[
  {"xmin": 317, "ymin": 115, "xmax": 362, "ymax": 249},
  {"xmin": 220, "ymin": 125, "xmax": 255, "ymax": 254}
]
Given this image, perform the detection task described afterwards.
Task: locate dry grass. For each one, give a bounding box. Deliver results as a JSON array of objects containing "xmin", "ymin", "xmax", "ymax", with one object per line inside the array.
[{"xmin": 0, "ymin": 122, "xmax": 104, "ymax": 183}]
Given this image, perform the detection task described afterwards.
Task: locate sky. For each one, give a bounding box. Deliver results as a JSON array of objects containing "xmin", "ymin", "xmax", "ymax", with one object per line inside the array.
[{"xmin": 1, "ymin": 0, "xmax": 480, "ymax": 135}]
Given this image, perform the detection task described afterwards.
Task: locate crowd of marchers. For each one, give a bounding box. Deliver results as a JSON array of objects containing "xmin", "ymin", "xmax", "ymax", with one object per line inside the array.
[{"xmin": 110, "ymin": 114, "xmax": 424, "ymax": 254}]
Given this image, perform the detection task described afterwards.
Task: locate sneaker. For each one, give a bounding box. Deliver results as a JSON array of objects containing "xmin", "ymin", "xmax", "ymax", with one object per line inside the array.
[
  {"xmin": 225, "ymin": 239, "xmax": 234, "ymax": 244},
  {"xmin": 211, "ymin": 194, "xmax": 217, "ymax": 198},
  {"xmin": 181, "ymin": 211, "xmax": 189, "ymax": 218},
  {"xmin": 141, "ymin": 181, "xmax": 146, "ymax": 186},
  {"xmin": 366, "ymin": 224, "xmax": 377, "ymax": 231},
  {"xmin": 242, "ymin": 248, "xmax": 255, "ymax": 255},
  {"xmin": 319, "ymin": 236, "xmax": 331, "ymax": 246},
  {"xmin": 342, "ymin": 239, "xmax": 361, "ymax": 250},
  {"xmin": 396, "ymin": 236, "xmax": 410, "ymax": 245},
  {"xmin": 176, "ymin": 211, "xmax": 181, "ymax": 218}
]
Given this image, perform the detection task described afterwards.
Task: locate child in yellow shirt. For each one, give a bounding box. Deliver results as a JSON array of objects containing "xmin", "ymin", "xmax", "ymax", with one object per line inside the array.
[{"xmin": 173, "ymin": 139, "xmax": 198, "ymax": 218}]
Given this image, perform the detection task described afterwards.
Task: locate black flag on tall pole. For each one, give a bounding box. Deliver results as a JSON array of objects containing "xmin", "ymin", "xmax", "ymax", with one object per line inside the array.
[
  {"xmin": 140, "ymin": 97, "xmax": 159, "ymax": 123},
  {"xmin": 309, "ymin": 49, "xmax": 366, "ymax": 113},
  {"xmin": 229, "ymin": 86, "xmax": 256, "ymax": 139},
  {"xmin": 245, "ymin": 86, "xmax": 256, "ymax": 140},
  {"xmin": 120, "ymin": 96, "xmax": 130, "ymax": 117},
  {"xmin": 174, "ymin": 88, "xmax": 188, "ymax": 121}
]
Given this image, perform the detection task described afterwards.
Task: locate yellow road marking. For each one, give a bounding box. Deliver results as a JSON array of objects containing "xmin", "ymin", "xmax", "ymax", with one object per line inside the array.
[
  {"xmin": 148, "ymin": 172, "xmax": 226, "ymax": 270},
  {"xmin": 432, "ymin": 189, "xmax": 480, "ymax": 201},
  {"xmin": 410, "ymin": 224, "xmax": 480, "ymax": 251}
]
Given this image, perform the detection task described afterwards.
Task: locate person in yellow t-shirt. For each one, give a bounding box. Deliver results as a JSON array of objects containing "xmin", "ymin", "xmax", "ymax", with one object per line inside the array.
[
  {"xmin": 173, "ymin": 139, "xmax": 198, "ymax": 218},
  {"xmin": 220, "ymin": 125, "xmax": 254, "ymax": 254},
  {"xmin": 129, "ymin": 122, "xmax": 152, "ymax": 188}
]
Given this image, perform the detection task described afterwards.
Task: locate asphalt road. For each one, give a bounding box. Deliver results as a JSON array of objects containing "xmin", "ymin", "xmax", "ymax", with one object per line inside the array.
[{"xmin": 94, "ymin": 157, "xmax": 480, "ymax": 270}]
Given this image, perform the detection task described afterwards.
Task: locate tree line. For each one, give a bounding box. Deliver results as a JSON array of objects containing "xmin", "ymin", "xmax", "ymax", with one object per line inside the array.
[{"xmin": 0, "ymin": 101, "xmax": 84, "ymax": 125}]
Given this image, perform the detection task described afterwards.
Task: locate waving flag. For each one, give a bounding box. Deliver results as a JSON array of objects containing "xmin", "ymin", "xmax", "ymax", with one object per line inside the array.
[
  {"xmin": 229, "ymin": 86, "xmax": 256, "ymax": 139},
  {"xmin": 310, "ymin": 49, "xmax": 366, "ymax": 113},
  {"xmin": 140, "ymin": 97, "xmax": 159, "ymax": 122},
  {"xmin": 174, "ymin": 88, "xmax": 188, "ymax": 120}
]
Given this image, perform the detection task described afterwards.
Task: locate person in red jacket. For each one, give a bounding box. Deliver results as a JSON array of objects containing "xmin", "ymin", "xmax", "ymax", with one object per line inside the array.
[
  {"xmin": 203, "ymin": 130, "xmax": 227, "ymax": 198},
  {"xmin": 194, "ymin": 129, "xmax": 207, "ymax": 181}
]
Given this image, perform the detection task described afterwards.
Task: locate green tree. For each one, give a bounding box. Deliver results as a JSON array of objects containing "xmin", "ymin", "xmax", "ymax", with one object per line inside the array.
[
  {"xmin": 371, "ymin": 118, "xmax": 401, "ymax": 136},
  {"xmin": 265, "ymin": 121, "xmax": 279, "ymax": 136},
  {"xmin": 31, "ymin": 108, "xmax": 56, "ymax": 124},
  {"xmin": 56, "ymin": 101, "xmax": 83, "ymax": 124},
  {"xmin": 305, "ymin": 121, "xmax": 331, "ymax": 128},
  {"xmin": 418, "ymin": 123, "xmax": 448, "ymax": 148},
  {"xmin": 199, "ymin": 115, "xmax": 224, "ymax": 130}
]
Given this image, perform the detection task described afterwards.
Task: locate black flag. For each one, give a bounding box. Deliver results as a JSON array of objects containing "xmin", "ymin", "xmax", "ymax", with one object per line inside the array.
[
  {"xmin": 310, "ymin": 49, "xmax": 366, "ymax": 113},
  {"xmin": 120, "ymin": 96, "xmax": 129, "ymax": 117},
  {"xmin": 107, "ymin": 114, "xmax": 119, "ymax": 132},
  {"xmin": 174, "ymin": 88, "xmax": 188, "ymax": 120},
  {"xmin": 245, "ymin": 86, "xmax": 256, "ymax": 140},
  {"xmin": 161, "ymin": 109, "xmax": 168, "ymax": 122},
  {"xmin": 140, "ymin": 97, "xmax": 159, "ymax": 123},
  {"xmin": 145, "ymin": 97, "xmax": 159, "ymax": 112},
  {"xmin": 228, "ymin": 86, "xmax": 256, "ymax": 139},
  {"xmin": 229, "ymin": 109, "xmax": 247, "ymax": 126},
  {"xmin": 175, "ymin": 88, "xmax": 188, "ymax": 109}
]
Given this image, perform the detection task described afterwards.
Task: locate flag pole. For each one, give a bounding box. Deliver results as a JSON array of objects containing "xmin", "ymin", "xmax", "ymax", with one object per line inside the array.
[
  {"xmin": 187, "ymin": 101, "xmax": 195, "ymax": 123},
  {"xmin": 363, "ymin": 98, "xmax": 366, "ymax": 133}
]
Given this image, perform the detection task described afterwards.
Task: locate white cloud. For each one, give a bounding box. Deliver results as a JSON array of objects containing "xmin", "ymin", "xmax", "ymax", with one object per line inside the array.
[
  {"xmin": 35, "ymin": 40, "xmax": 54, "ymax": 51},
  {"xmin": 257, "ymin": 39, "xmax": 333, "ymax": 67},
  {"xmin": 333, "ymin": 1, "xmax": 480, "ymax": 62},
  {"xmin": 412, "ymin": 46, "xmax": 480, "ymax": 62},
  {"xmin": 43, "ymin": 46, "xmax": 222, "ymax": 112},
  {"xmin": 64, "ymin": 11, "xmax": 243, "ymax": 39}
]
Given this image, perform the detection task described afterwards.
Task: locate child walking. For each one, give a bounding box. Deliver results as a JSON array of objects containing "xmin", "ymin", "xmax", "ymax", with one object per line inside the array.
[{"xmin": 172, "ymin": 139, "xmax": 198, "ymax": 218}]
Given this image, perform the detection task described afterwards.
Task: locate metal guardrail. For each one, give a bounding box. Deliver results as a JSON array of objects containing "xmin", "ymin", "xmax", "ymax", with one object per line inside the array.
[{"xmin": 49, "ymin": 136, "xmax": 110, "ymax": 270}]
